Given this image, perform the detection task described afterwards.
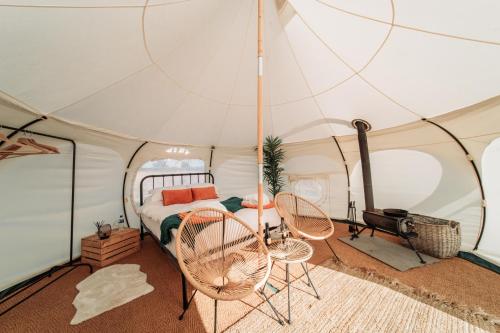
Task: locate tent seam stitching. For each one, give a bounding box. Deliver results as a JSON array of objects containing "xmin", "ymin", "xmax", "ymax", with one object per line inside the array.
[
  {"xmin": 0, "ymin": 0, "xmax": 195, "ymax": 9},
  {"xmin": 215, "ymin": 0, "xmax": 257, "ymax": 146},
  {"xmin": 315, "ymin": 0, "xmax": 500, "ymax": 46},
  {"xmin": 290, "ymin": 0, "xmax": 423, "ymax": 120},
  {"xmin": 47, "ymin": 64, "xmax": 154, "ymax": 115}
]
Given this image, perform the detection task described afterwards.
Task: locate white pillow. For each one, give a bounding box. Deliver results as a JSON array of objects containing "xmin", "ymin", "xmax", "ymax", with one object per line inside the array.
[{"xmin": 243, "ymin": 193, "xmax": 270, "ymax": 205}]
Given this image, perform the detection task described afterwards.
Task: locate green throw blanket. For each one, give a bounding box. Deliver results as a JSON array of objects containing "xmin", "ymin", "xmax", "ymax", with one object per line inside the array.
[{"xmin": 159, "ymin": 197, "xmax": 244, "ymax": 245}]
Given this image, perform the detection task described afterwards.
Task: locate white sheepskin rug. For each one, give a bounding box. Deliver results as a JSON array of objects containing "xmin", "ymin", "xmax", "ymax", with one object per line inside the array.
[{"xmin": 71, "ymin": 264, "xmax": 154, "ymax": 325}]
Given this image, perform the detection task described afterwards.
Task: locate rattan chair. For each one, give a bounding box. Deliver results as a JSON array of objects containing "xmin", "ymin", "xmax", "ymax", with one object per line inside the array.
[
  {"xmin": 176, "ymin": 208, "xmax": 283, "ymax": 332},
  {"xmin": 274, "ymin": 192, "xmax": 340, "ymax": 262}
]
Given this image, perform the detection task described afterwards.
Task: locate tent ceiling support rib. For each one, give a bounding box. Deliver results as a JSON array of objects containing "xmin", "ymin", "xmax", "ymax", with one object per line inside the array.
[
  {"xmin": 0, "ymin": 116, "xmax": 46, "ymax": 148},
  {"xmin": 332, "ymin": 136, "xmax": 350, "ymax": 217},
  {"xmin": 122, "ymin": 141, "xmax": 149, "ymax": 228},
  {"xmin": 422, "ymin": 119, "xmax": 486, "ymax": 250}
]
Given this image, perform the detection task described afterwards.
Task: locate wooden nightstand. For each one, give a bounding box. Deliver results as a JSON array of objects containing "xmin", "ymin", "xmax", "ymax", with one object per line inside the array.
[{"xmin": 81, "ymin": 228, "xmax": 140, "ymax": 267}]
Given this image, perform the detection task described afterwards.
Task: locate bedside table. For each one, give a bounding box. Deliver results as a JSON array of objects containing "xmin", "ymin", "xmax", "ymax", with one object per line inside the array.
[{"xmin": 81, "ymin": 228, "xmax": 140, "ymax": 267}]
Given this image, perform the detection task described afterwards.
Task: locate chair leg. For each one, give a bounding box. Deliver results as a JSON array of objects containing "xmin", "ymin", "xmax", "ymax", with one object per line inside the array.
[
  {"xmin": 324, "ymin": 239, "xmax": 341, "ymax": 263},
  {"xmin": 300, "ymin": 263, "xmax": 320, "ymax": 300},
  {"xmin": 406, "ymin": 238, "xmax": 426, "ymax": 264},
  {"xmin": 286, "ymin": 263, "xmax": 291, "ymax": 324},
  {"xmin": 303, "ymin": 262, "xmax": 310, "ymax": 286},
  {"xmin": 259, "ymin": 289, "xmax": 284, "ymax": 325},
  {"xmin": 214, "ymin": 299, "xmax": 218, "ymax": 333},
  {"xmin": 265, "ymin": 263, "xmax": 279, "ymax": 294},
  {"xmin": 181, "ymin": 273, "xmax": 188, "ymax": 310},
  {"xmin": 178, "ymin": 289, "xmax": 198, "ymax": 320}
]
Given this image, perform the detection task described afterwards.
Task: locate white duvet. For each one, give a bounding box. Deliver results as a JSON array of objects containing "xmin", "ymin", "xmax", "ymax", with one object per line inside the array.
[
  {"xmin": 140, "ymin": 198, "xmax": 282, "ymax": 257},
  {"xmin": 234, "ymin": 206, "xmax": 281, "ymax": 230},
  {"xmin": 140, "ymin": 199, "xmax": 226, "ymax": 224}
]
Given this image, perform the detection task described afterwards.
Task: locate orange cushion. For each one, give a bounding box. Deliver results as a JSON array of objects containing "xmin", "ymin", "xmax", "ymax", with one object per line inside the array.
[
  {"xmin": 191, "ymin": 186, "xmax": 218, "ymax": 201},
  {"xmin": 162, "ymin": 188, "xmax": 193, "ymax": 206},
  {"xmin": 178, "ymin": 212, "xmax": 223, "ymax": 224},
  {"xmin": 241, "ymin": 201, "xmax": 275, "ymax": 209}
]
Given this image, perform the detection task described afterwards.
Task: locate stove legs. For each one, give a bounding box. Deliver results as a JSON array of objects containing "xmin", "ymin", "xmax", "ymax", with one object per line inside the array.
[
  {"xmin": 405, "ymin": 238, "xmax": 426, "ymax": 264},
  {"xmin": 350, "ymin": 226, "xmax": 367, "ymax": 240}
]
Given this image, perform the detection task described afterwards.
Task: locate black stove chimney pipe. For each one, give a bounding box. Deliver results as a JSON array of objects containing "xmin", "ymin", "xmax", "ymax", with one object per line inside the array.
[{"xmin": 353, "ymin": 120, "xmax": 374, "ymax": 211}]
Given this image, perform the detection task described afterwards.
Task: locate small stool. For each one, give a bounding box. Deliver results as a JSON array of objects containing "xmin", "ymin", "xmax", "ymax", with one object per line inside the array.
[{"xmin": 268, "ymin": 238, "xmax": 320, "ymax": 324}]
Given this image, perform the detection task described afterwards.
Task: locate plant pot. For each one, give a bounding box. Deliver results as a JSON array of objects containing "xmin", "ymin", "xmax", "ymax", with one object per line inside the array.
[{"xmin": 97, "ymin": 224, "xmax": 112, "ymax": 239}]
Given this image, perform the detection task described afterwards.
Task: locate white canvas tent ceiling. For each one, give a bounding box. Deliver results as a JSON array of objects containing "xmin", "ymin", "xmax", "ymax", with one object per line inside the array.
[
  {"xmin": 0, "ymin": 0, "xmax": 499, "ymax": 146},
  {"xmin": 1, "ymin": 0, "xmax": 500, "ymax": 291}
]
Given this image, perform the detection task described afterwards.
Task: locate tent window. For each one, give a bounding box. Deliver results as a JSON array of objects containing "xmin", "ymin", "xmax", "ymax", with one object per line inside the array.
[
  {"xmin": 291, "ymin": 177, "xmax": 326, "ymax": 205},
  {"xmin": 140, "ymin": 159, "xmax": 204, "ymax": 172},
  {"xmin": 133, "ymin": 159, "xmax": 205, "ymax": 205}
]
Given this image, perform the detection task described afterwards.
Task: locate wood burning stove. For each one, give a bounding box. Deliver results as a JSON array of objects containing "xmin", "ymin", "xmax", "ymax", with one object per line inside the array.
[
  {"xmin": 359, "ymin": 210, "xmax": 426, "ymax": 263},
  {"xmin": 350, "ymin": 120, "xmax": 426, "ymax": 264}
]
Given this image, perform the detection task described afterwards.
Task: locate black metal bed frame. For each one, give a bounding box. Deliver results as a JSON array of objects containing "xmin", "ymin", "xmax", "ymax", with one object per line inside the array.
[
  {"xmin": 138, "ymin": 172, "xmax": 215, "ymax": 313},
  {"xmin": 139, "ymin": 172, "xmax": 284, "ymax": 328},
  {"xmin": 0, "ymin": 122, "xmax": 93, "ymax": 317}
]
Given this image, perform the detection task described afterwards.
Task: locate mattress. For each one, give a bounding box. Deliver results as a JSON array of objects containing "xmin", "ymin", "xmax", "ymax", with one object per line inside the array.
[
  {"xmin": 141, "ymin": 213, "xmax": 178, "ymax": 257},
  {"xmin": 140, "ymin": 198, "xmax": 282, "ymax": 258}
]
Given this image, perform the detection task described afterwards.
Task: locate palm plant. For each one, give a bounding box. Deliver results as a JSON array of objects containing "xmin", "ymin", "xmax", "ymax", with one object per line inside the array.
[{"xmin": 263, "ymin": 135, "xmax": 285, "ymax": 198}]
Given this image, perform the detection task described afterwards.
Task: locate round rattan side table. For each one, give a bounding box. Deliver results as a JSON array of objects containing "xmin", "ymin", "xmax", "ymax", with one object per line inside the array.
[{"xmin": 268, "ymin": 238, "xmax": 320, "ymax": 324}]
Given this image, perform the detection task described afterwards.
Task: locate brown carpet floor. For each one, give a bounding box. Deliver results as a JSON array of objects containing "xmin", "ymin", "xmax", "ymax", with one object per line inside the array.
[{"xmin": 1, "ymin": 224, "xmax": 499, "ymax": 333}]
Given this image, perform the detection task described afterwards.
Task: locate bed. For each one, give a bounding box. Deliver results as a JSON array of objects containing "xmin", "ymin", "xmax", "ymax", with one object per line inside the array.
[{"xmin": 138, "ymin": 172, "xmax": 282, "ymax": 310}]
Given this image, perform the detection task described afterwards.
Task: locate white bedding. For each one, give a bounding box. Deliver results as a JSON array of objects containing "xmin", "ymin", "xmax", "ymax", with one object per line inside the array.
[
  {"xmin": 234, "ymin": 206, "xmax": 281, "ymax": 230},
  {"xmin": 140, "ymin": 199, "xmax": 225, "ymax": 224},
  {"xmin": 140, "ymin": 198, "xmax": 282, "ymax": 257}
]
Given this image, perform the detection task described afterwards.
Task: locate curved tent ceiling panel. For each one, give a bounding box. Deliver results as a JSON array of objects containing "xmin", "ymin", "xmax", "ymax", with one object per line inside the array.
[
  {"xmin": 0, "ymin": 4, "xmax": 150, "ymax": 112},
  {"xmin": 394, "ymin": 0, "xmax": 500, "ymax": 43},
  {"xmin": 0, "ymin": 0, "xmax": 499, "ymax": 146}
]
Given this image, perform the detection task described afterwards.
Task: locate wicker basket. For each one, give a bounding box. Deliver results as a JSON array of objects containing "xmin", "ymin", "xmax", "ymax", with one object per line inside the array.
[{"xmin": 409, "ymin": 214, "xmax": 461, "ymax": 258}]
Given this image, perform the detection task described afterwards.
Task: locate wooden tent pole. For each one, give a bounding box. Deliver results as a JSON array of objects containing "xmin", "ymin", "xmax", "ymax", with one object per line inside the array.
[{"xmin": 257, "ymin": 0, "xmax": 264, "ymax": 238}]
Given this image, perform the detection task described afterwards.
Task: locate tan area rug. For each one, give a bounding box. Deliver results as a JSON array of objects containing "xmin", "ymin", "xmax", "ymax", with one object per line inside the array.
[
  {"xmin": 339, "ymin": 235, "xmax": 440, "ymax": 271},
  {"xmin": 227, "ymin": 261, "xmax": 494, "ymax": 333},
  {"xmin": 71, "ymin": 264, "xmax": 154, "ymax": 325}
]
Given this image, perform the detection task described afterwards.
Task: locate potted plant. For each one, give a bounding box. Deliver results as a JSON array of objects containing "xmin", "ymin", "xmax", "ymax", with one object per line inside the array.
[
  {"xmin": 94, "ymin": 220, "xmax": 111, "ymax": 239},
  {"xmin": 263, "ymin": 135, "xmax": 286, "ymax": 198}
]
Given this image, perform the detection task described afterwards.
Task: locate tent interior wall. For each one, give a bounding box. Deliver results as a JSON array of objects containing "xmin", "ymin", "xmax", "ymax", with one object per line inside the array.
[{"xmin": 1, "ymin": 94, "xmax": 500, "ymax": 292}]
